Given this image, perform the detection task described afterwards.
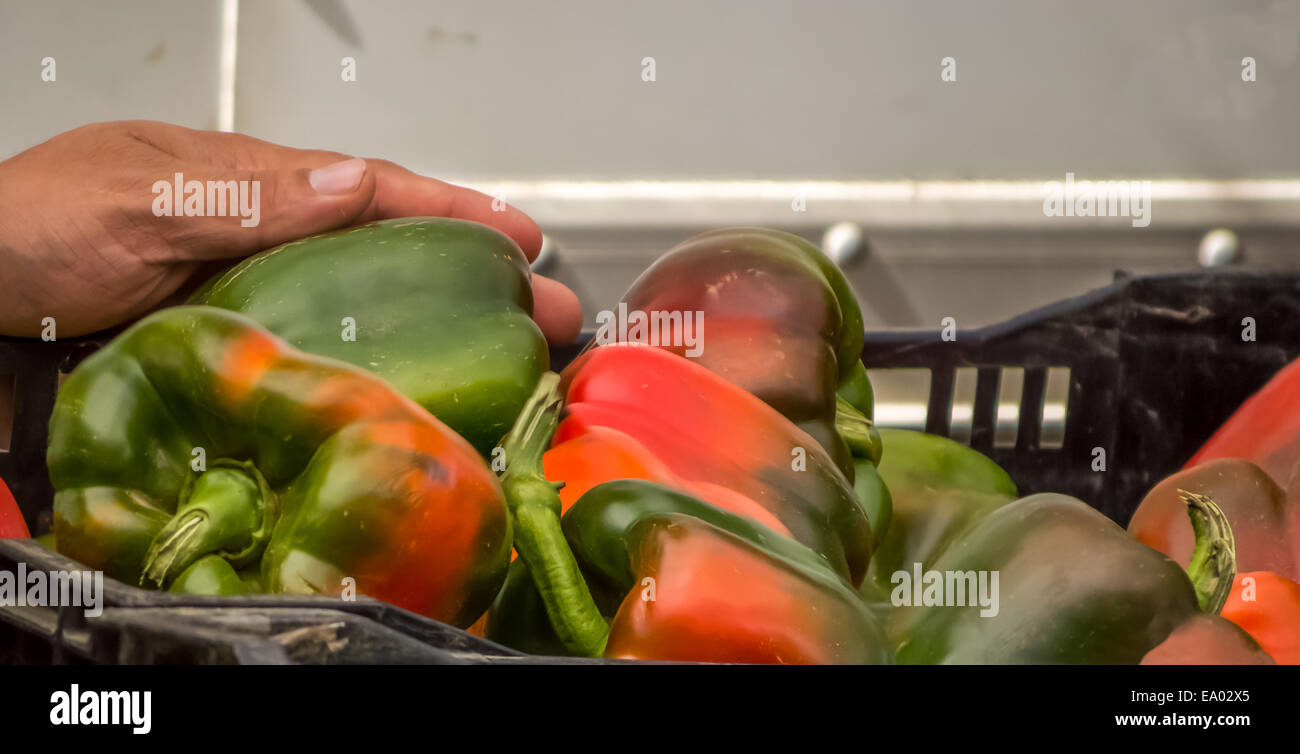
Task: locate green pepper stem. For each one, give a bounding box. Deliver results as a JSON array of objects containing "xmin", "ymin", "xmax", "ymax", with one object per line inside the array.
[
  {"xmin": 835, "ymin": 395, "xmax": 882, "ymax": 466},
  {"xmin": 1179, "ymin": 489, "xmax": 1237, "ymax": 616},
  {"xmin": 141, "ymin": 460, "xmax": 275, "ymax": 589},
  {"xmin": 500, "ymin": 372, "xmax": 609, "ymax": 657}
]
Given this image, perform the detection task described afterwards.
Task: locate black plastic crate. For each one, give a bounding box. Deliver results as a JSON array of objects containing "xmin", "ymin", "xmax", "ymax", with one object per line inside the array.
[
  {"xmin": 4, "ymin": 268, "xmax": 1299, "ymax": 663},
  {"xmin": 864, "ymin": 269, "xmax": 1300, "ymax": 524},
  {"xmin": 0, "ymin": 538, "xmax": 525, "ymax": 664}
]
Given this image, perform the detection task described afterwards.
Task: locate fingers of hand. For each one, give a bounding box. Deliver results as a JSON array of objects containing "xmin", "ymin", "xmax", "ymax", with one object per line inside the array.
[
  {"xmin": 530, "ymin": 274, "xmax": 584, "ymax": 345},
  {"xmin": 363, "ymin": 159, "xmax": 544, "ymax": 260}
]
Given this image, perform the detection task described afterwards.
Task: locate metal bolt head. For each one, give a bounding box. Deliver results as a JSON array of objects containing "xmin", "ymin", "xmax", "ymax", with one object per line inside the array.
[
  {"xmin": 821, "ymin": 221, "xmax": 867, "ymax": 267},
  {"xmin": 1198, "ymin": 228, "xmax": 1240, "ymax": 267}
]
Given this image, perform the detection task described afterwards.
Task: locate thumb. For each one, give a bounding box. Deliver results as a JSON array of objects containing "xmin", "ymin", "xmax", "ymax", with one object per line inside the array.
[{"xmin": 171, "ymin": 157, "xmax": 377, "ymax": 259}]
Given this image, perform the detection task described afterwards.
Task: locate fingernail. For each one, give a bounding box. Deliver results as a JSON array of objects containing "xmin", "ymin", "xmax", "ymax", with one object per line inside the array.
[{"xmin": 309, "ymin": 157, "xmax": 366, "ymax": 194}]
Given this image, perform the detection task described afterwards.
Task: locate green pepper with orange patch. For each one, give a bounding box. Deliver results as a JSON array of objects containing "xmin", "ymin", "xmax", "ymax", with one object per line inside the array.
[{"xmin": 46, "ymin": 306, "xmax": 511, "ymax": 627}]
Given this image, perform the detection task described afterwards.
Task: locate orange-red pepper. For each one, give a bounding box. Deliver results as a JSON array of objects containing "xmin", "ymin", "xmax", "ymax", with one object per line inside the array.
[
  {"xmin": 542, "ymin": 425, "xmax": 789, "ymax": 537},
  {"xmin": 1221, "ymin": 571, "xmax": 1300, "ymax": 664},
  {"xmin": 0, "ymin": 476, "xmax": 28, "ymax": 539},
  {"xmin": 1131, "ymin": 458, "xmax": 1300, "ymax": 663},
  {"xmin": 552, "ymin": 344, "xmax": 870, "ymax": 585},
  {"xmin": 1130, "ymin": 458, "xmax": 1300, "ymax": 579}
]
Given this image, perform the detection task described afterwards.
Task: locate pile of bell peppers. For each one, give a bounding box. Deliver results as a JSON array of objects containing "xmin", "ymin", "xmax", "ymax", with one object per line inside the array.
[
  {"xmin": 29, "ymin": 217, "xmax": 1292, "ymax": 664},
  {"xmin": 482, "ymin": 227, "xmax": 1267, "ymax": 664}
]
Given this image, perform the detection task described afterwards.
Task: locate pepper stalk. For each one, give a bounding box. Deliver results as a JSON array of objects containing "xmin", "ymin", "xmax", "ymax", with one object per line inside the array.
[
  {"xmin": 835, "ymin": 395, "xmax": 882, "ymax": 466},
  {"xmin": 141, "ymin": 459, "xmax": 277, "ymax": 588},
  {"xmin": 1178, "ymin": 489, "xmax": 1237, "ymax": 615},
  {"xmin": 499, "ymin": 372, "xmax": 610, "ymax": 657}
]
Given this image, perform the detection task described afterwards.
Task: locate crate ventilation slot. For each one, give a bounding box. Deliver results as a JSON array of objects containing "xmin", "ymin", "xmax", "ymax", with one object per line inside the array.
[{"xmin": 868, "ymin": 366, "xmax": 1070, "ymax": 451}]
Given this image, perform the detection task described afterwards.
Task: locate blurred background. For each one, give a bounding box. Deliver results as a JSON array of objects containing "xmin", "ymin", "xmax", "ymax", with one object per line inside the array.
[{"xmin": 2, "ymin": 0, "xmax": 1298, "ymax": 434}]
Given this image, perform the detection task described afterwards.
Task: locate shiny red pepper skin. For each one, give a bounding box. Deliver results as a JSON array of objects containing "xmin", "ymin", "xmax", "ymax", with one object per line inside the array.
[
  {"xmin": 1130, "ymin": 459, "xmax": 1300, "ymax": 581},
  {"xmin": 553, "ymin": 344, "xmax": 871, "ymax": 585},
  {"xmin": 0, "ymin": 477, "xmax": 28, "ymax": 539}
]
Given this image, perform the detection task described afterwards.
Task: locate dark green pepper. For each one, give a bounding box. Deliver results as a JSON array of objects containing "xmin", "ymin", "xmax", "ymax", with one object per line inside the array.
[
  {"xmin": 870, "ymin": 429, "xmax": 1263, "ymax": 664},
  {"xmin": 192, "ymin": 217, "xmax": 547, "ymax": 455},
  {"xmin": 864, "ymin": 428, "xmax": 1016, "ymax": 595},
  {"xmin": 836, "ymin": 396, "xmax": 890, "ymax": 551}
]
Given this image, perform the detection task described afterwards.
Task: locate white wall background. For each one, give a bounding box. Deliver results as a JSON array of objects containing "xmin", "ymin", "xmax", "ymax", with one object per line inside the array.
[
  {"xmin": 236, "ymin": 0, "xmax": 1300, "ymax": 182},
  {"xmin": 4, "ymin": 0, "xmax": 1298, "ymax": 180},
  {"xmin": 2, "ymin": 0, "xmax": 1299, "ymax": 329},
  {"xmin": 0, "ymin": 0, "xmax": 225, "ymax": 154}
]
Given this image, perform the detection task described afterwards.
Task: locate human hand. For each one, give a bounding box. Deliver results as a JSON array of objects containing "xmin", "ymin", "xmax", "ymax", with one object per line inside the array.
[{"xmin": 0, "ymin": 120, "xmax": 582, "ymax": 342}]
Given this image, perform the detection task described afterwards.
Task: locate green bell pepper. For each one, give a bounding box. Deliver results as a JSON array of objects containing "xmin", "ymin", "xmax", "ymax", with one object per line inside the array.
[
  {"xmin": 191, "ymin": 217, "xmax": 547, "ymax": 455},
  {"xmin": 864, "ymin": 428, "xmax": 1016, "ymax": 595},
  {"xmin": 830, "ymin": 395, "xmax": 890, "ymax": 552},
  {"xmin": 169, "ymin": 554, "xmax": 262, "ymax": 596}
]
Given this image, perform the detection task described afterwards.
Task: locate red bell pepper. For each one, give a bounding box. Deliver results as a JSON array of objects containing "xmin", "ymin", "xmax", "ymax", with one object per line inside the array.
[
  {"xmin": 551, "ymin": 343, "xmax": 871, "ymax": 585},
  {"xmin": 542, "ymin": 425, "xmax": 790, "ymax": 537},
  {"xmin": 1158, "ymin": 355, "xmax": 1300, "ymax": 663},
  {"xmin": 1130, "ymin": 458, "xmax": 1300, "ymax": 580},
  {"xmin": 0, "ymin": 476, "xmax": 28, "ymax": 539},
  {"xmin": 1131, "ymin": 459, "xmax": 1300, "ymax": 663}
]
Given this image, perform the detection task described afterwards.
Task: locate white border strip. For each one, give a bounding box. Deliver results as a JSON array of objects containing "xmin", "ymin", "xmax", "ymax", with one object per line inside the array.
[
  {"xmin": 452, "ymin": 179, "xmax": 1300, "ymax": 229},
  {"xmin": 217, "ymin": 0, "xmax": 239, "ymax": 132}
]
